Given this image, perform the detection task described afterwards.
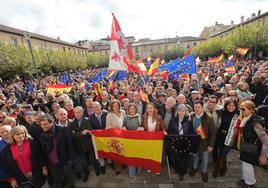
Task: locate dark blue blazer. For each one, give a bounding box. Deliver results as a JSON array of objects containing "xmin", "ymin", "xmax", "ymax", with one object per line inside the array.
[{"xmin": 168, "ymin": 116, "xmax": 194, "ymax": 135}]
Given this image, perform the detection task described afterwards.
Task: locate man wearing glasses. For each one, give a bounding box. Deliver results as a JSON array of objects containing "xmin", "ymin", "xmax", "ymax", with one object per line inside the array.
[{"xmin": 203, "ymin": 95, "xmax": 223, "ymax": 178}]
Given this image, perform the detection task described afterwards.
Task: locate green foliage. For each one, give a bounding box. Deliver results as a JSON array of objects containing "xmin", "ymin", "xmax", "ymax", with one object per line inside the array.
[
  {"xmin": 0, "ymin": 43, "xmax": 109, "ymax": 79},
  {"xmin": 193, "ymin": 22, "xmax": 268, "ymax": 57}
]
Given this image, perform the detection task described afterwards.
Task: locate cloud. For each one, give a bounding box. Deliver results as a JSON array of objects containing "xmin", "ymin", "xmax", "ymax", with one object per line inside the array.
[{"xmin": 0, "ymin": 0, "xmax": 267, "ymax": 43}]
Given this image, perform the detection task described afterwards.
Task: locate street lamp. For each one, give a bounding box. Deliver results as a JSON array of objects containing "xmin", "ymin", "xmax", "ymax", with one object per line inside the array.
[
  {"xmin": 23, "ymin": 32, "xmax": 39, "ymax": 79},
  {"xmin": 253, "ymin": 28, "xmax": 260, "ymax": 61}
]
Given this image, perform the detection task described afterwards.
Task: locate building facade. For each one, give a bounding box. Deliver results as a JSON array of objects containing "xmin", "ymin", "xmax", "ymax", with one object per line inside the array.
[
  {"xmin": 0, "ymin": 24, "xmax": 89, "ymax": 55},
  {"xmin": 209, "ymin": 10, "xmax": 268, "ymax": 39}
]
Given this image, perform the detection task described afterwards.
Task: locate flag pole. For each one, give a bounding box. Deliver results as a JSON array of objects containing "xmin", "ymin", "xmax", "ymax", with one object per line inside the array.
[{"xmin": 166, "ymin": 154, "xmax": 172, "ymax": 182}]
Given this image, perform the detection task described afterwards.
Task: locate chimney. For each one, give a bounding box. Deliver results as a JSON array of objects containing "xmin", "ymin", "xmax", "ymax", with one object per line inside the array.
[
  {"xmin": 241, "ymin": 16, "xmax": 244, "ymax": 23},
  {"xmin": 57, "ymin": 37, "xmax": 60, "ymax": 40},
  {"xmin": 231, "ymin": 20, "xmax": 234, "ymax": 25},
  {"xmin": 258, "ymin": 10, "xmax": 261, "ymax": 16},
  {"xmin": 251, "ymin": 13, "xmax": 256, "ymax": 19}
]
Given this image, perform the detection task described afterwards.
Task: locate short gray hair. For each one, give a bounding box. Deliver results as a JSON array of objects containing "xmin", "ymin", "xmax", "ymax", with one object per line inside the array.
[{"xmin": 177, "ymin": 104, "xmax": 189, "ymax": 116}]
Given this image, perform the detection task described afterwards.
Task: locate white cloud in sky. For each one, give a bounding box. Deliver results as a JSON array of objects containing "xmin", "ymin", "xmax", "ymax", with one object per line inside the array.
[{"xmin": 0, "ymin": 0, "xmax": 267, "ymax": 43}]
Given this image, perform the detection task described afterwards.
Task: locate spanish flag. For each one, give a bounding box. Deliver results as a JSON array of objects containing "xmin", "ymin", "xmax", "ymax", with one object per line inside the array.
[
  {"xmin": 235, "ymin": 113, "xmax": 243, "ymax": 150},
  {"xmin": 91, "ymin": 129, "xmax": 164, "ymax": 173},
  {"xmin": 208, "ymin": 53, "xmax": 224, "ymax": 63},
  {"xmin": 139, "ymin": 89, "xmax": 149, "ymax": 103},
  {"xmin": 148, "ymin": 56, "xmax": 160, "ymax": 76},
  {"xmin": 195, "ymin": 124, "xmax": 207, "ymax": 139},
  {"xmin": 47, "ymin": 84, "xmax": 73, "ymax": 94},
  {"xmin": 236, "ymin": 48, "xmax": 249, "ymax": 56}
]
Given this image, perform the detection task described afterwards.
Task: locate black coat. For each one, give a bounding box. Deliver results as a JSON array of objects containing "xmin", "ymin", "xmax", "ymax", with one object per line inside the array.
[
  {"xmin": 3, "ymin": 139, "xmax": 46, "ymax": 188},
  {"xmin": 38, "ymin": 125, "xmax": 74, "ymax": 167},
  {"xmin": 168, "ymin": 116, "xmax": 194, "ymax": 135},
  {"xmin": 89, "ymin": 111, "xmax": 108, "ymax": 130},
  {"xmin": 240, "ymin": 114, "xmax": 265, "ymax": 165},
  {"xmin": 69, "ymin": 117, "xmax": 93, "ymax": 153}
]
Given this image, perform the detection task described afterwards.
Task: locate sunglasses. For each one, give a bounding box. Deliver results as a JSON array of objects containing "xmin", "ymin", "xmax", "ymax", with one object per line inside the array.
[{"xmin": 241, "ymin": 108, "xmax": 247, "ymax": 112}]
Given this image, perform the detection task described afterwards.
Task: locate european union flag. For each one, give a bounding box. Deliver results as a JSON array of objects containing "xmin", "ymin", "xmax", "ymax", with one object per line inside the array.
[
  {"xmin": 165, "ymin": 134, "xmax": 201, "ymax": 157},
  {"xmin": 88, "ymin": 69, "xmax": 108, "ymax": 83},
  {"xmin": 113, "ymin": 71, "xmax": 127, "ymax": 82},
  {"xmin": 159, "ymin": 58, "xmax": 178, "ymax": 72},
  {"xmin": 168, "ymin": 54, "xmax": 196, "ymax": 75},
  {"xmin": 60, "ymin": 72, "xmax": 72, "ymax": 85},
  {"xmin": 226, "ymin": 61, "xmax": 235, "ymax": 67},
  {"xmin": 145, "ymin": 60, "xmax": 152, "ymax": 68},
  {"xmin": 136, "ymin": 75, "xmax": 149, "ymax": 88},
  {"xmin": 26, "ymin": 82, "xmax": 35, "ymax": 93}
]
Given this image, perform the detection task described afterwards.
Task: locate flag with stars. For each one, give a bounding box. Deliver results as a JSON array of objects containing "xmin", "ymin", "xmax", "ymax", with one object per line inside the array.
[
  {"xmin": 165, "ymin": 134, "xmax": 201, "ymax": 157},
  {"xmin": 167, "ymin": 54, "xmax": 196, "ymax": 75}
]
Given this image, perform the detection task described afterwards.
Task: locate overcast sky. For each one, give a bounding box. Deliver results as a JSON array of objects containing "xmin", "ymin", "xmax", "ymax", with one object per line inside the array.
[{"xmin": 0, "ymin": 0, "xmax": 267, "ymax": 43}]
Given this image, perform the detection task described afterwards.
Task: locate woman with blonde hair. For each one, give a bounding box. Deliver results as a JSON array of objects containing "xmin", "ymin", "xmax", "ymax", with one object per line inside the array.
[
  {"xmin": 239, "ymin": 101, "xmax": 268, "ymax": 187},
  {"xmin": 143, "ymin": 102, "xmax": 165, "ymax": 133},
  {"xmin": 3, "ymin": 126, "xmax": 47, "ymax": 188}
]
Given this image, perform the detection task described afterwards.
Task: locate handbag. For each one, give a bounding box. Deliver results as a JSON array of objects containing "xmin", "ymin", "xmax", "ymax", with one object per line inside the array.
[
  {"xmin": 19, "ymin": 181, "xmax": 34, "ymax": 188},
  {"xmin": 240, "ymin": 136, "xmax": 260, "ymax": 166}
]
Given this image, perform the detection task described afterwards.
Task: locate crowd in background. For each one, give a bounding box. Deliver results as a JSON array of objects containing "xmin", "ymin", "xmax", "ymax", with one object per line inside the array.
[{"xmin": 0, "ymin": 59, "xmax": 268, "ymax": 188}]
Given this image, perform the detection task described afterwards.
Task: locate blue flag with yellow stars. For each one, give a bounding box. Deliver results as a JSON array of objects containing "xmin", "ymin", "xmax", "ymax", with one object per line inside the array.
[{"xmin": 165, "ymin": 134, "xmax": 201, "ymax": 157}]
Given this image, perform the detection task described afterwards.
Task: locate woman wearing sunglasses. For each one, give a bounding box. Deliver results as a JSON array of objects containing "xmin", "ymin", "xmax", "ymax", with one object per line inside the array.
[{"xmin": 239, "ymin": 101, "xmax": 268, "ymax": 188}]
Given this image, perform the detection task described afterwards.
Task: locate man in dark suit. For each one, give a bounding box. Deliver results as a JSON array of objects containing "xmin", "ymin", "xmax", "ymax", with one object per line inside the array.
[
  {"xmin": 69, "ymin": 106, "xmax": 98, "ymax": 181},
  {"xmin": 84, "ymin": 96, "xmax": 94, "ymax": 118},
  {"xmin": 38, "ymin": 115, "xmax": 75, "ymax": 188},
  {"xmin": 132, "ymin": 91, "xmax": 147, "ymax": 116},
  {"xmin": 89, "ymin": 102, "xmax": 108, "ymax": 174},
  {"xmin": 99, "ymin": 91, "xmax": 110, "ymax": 111}
]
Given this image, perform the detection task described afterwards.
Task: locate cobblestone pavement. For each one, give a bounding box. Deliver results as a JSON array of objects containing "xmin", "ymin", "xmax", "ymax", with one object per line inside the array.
[{"xmin": 47, "ymin": 150, "xmax": 268, "ymax": 188}]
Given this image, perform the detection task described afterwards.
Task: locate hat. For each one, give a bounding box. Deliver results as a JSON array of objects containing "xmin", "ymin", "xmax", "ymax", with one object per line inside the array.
[
  {"xmin": 191, "ymin": 90, "xmax": 199, "ymax": 94},
  {"xmin": 21, "ymin": 104, "xmax": 33, "ymax": 109},
  {"xmin": 157, "ymin": 92, "xmax": 167, "ymax": 98}
]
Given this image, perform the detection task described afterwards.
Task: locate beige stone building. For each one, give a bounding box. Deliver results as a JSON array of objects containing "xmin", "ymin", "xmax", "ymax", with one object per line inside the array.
[
  {"xmin": 77, "ymin": 36, "xmax": 206, "ymax": 59},
  {"xmin": 0, "ymin": 24, "xmax": 88, "ymax": 55},
  {"xmin": 209, "ymin": 10, "xmax": 268, "ymax": 39}
]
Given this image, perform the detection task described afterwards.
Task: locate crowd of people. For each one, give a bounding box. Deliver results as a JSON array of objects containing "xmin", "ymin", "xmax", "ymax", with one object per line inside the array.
[{"xmin": 0, "ymin": 59, "xmax": 268, "ymax": 188}]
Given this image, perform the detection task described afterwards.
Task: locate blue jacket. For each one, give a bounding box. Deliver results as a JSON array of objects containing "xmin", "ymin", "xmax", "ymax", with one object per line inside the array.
[{"xmin": 0, "ymin": 138, "xmax": 8, "ymax": 179}]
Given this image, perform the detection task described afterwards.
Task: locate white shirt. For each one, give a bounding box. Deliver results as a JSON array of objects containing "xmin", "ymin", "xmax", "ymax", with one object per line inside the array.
[
  {"xmin": 147, "ymin": 116, "xmax": 157, "ymax": 132},
  {"xmin": 178, "ymin": 118, "xmax": 184, "ymax": 135},
  {"xmin": 115, "ymin": 113, "xmax": 124, "ymax": 129}
]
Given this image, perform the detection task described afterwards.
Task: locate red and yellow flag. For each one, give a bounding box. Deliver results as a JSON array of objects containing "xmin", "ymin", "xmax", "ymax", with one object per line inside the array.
[
  {"xmin": 91, "ymin": 129, "xmax": 164, "ymax": 173},
  {"xmin": 208, "ymin": 53, "xmax": 224, "ymax": 63},
  {"xmin": 235, "ymin": 113, "xmax": 243, "ymax": 150},
  {"xmin": 148, "ymin": 56, "xmax": 160, "ymax": 76},
  {"xmin": 47, "ymin": 84, "xmax": 73, "ymax": 94},
  {"xmin": 236, "ymin": 48, "xmax": 249, "ymax": 56},
  {"xmin": 139, "ymin": 89, "xmax": 149, "ymax": 103},
  {"xmin": 195, "ymin": 124, "xmax": 207, "ymax": 139}
]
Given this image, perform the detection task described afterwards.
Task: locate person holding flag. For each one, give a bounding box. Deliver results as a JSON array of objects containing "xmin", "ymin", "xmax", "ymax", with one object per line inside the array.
[{"xmin": 189, "ymin": 100, "xmax": 216, "ymax": 183}]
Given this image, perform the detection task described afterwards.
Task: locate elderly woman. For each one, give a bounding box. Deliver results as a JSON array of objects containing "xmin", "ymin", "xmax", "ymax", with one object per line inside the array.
[
  {"xmin": 106, "ymin": 99, "xmax": 126, "ymax": 174},
  {"xmin": 3, "ymin": 126, "xmax": 47, "ymax": 188},
  {"xmin": 167, "ymin": 104, "xmax": 193, "ymax": 181},
  {"xmin": 236, "ymin": 82, "xmax": 254, "ymax": 101},
  {"xmin": 123, "ymin": 103, "xmax": 143, "ymax": 178},
  {"xmin": 239, "ymin": 101, "xmax": 268, "ymax": 187}
]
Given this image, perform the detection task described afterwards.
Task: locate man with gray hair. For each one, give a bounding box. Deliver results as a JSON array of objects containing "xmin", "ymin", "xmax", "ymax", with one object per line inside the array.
[
  {"xmin": 0, "ymin": 125, "xmax": 12, "ymax": 187},
  {"xmin": 56, "ymin": 108, "xmax": 70, "ymax": 128},
  {"xmin": 69, "ymin": 106, "xmax": 97, "ymax": 181},
  {"xmin": 163, "ymin": 97, "xmax": 176, "ymax": 130},
  {"xmin": 89, "ymin": 102, "xmax": 108, "ymax": 174}
]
